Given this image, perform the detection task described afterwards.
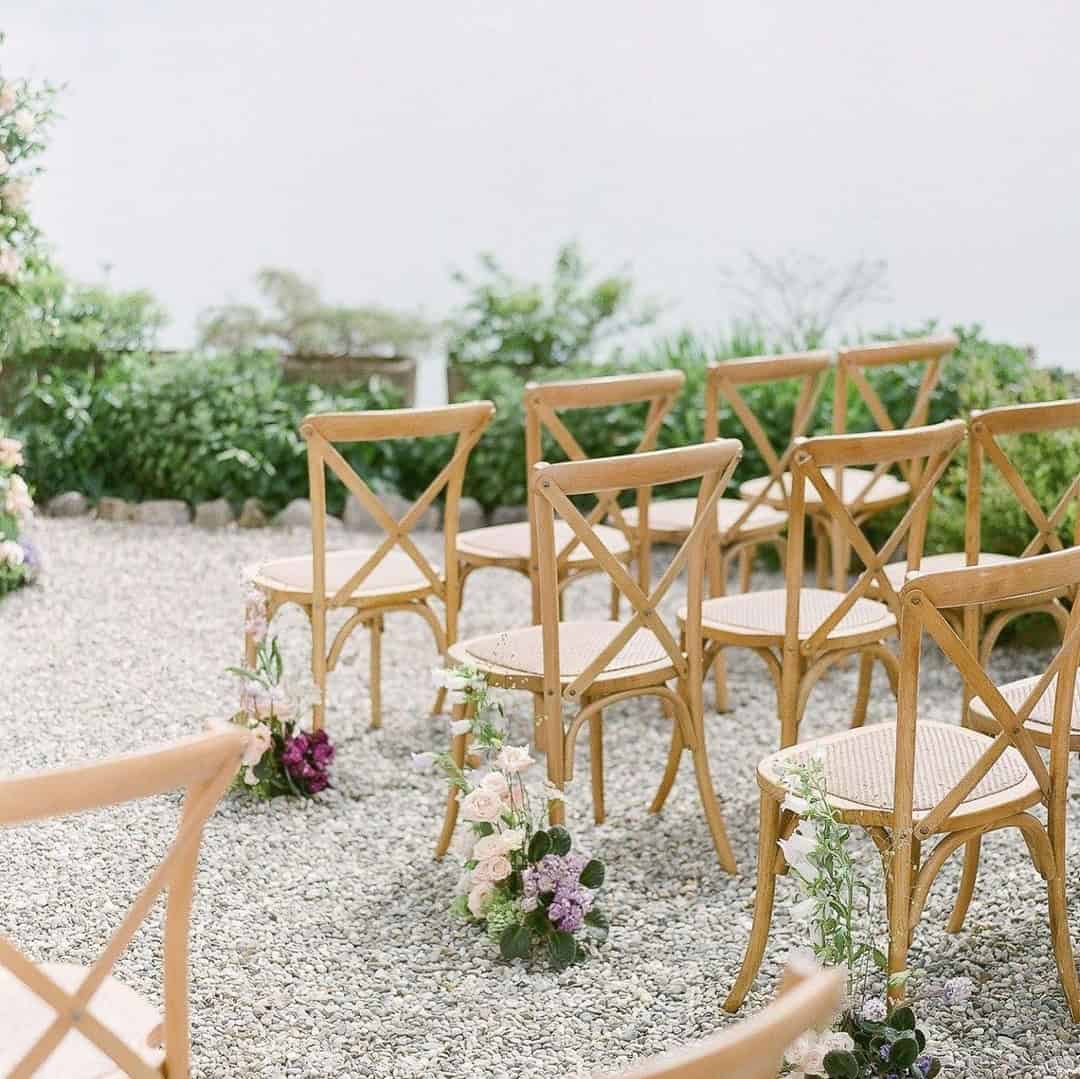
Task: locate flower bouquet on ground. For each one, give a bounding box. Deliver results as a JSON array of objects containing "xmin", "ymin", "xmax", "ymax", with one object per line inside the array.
[
  {"xmin": 0, "ymin": 436, "xmax": 40, "ymax": 596},
  {"xmin": 418, "ymin": 666, "xmax": 609, "ymax": 969},
  {"xmin": 226, "ymin": 587, "xmax": 335, "ymax": 798},
  {"xmin": 779, "ymin": 756, "xmax": 970, "ymax": 1078}
]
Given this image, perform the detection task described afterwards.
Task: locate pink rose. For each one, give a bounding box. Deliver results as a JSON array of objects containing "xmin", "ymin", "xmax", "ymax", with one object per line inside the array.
[
  {"xmin": 467, "ymin": 881, "xmax": 495, "ymax": 918},
  {"xmin": 459, "ymin": 786, "xmax": 503, "ymax": 823},
  {"xmin": 495, "ymin": 745, "xmax": 534, "ymax": 774},
  {"xmin": 480, "ymin": 771, "xmax": 510, "ymax": 800},
  {"xmin": 472, "ymin": 855, "xmax": 512, "ymax": 883},
  {"xmin": 0, "ymin": 437, "xmax": 23, "ymax": 468},
  {"xmin": 473, "ymin": 828, "xmax": 523, "ymax": 861}
]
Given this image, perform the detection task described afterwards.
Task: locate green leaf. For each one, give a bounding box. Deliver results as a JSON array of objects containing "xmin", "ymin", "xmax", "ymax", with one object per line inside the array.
[
  {"xmin": 889, "ymin": 1005, "xmax": 916, "ymax": 1031},
  {"xmin": 548, "ymin": 930, "xmax": 577, "ymax": 970},
  {"xmin": 528, "ymin": 830, "xmax": 551, "ymax": 862},
  {"xmin": 583, "ymin": 909, "xmax": 609, "ymax": 937},
  {"xmin": 889, "ymin": 1033, "xmax": 919, "ymax": 1068},
  {"xmin": 872, "ymin": 947, "xmax": 888, "ymax": 971},
  {"xmin": 548, "ymin": 826, "xmax": 572, "ymax": 856},
  {"xmin": 499, "ymin": 925, "xmax": 532, "ymax": 962},
  {"xmin": 823, "ymin": 1049, "xmax": 859, "ymax": 1078},
  {"xmin": 579, "ymin": 859, "xmax": 605, "ymax": 889}
]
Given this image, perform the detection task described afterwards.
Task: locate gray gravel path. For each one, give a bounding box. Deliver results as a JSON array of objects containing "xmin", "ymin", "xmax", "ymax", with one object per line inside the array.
[{"xmin": 2, "ymin": 518, "xmax": 1080, "ymax": 1078}]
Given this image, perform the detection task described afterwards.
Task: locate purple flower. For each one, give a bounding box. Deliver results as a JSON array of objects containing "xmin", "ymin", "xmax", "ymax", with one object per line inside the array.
[{"xmin": 916, "ymin": 1056, "xmax": 934, "ymax": 1076}]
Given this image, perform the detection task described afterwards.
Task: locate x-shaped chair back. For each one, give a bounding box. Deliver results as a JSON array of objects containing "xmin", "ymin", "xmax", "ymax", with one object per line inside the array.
[
  {"xmin": 787, "ymin": 420, "xmax": 967, "ymax": 657},
  {"xmin": 524, "ymin": 371, "xmax": 685, "ymax": 567},
  {"xmin": 967, "ymin": 398, "xmax": 1080, "ymax": 562},
  {"xmin": 0, "ymin": 728, "xmax": 248, "ymax": 1079},
  {"xmin": 301, "ymin": 402, "xmax": 495, "ymax": 612},
  {"xmin": 896, "ymin": 547, "xmax": 1080, "ymax": 844},
  {"xmin": 531, "ymin": 439, "xmax": 742, "ymax": 706},
  {"xmin": 834, "ymin": 334, "xmax": 958, "ymax": 491},
  {"xmin": 705, "ymin": 350, "xmax": 832, "ymax": 528}
]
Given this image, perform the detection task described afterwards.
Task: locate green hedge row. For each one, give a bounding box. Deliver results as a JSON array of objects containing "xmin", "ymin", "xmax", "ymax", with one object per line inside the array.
[{"xmin": 9, "ymin": 327, "xmax": 1078, "ymax": 556}]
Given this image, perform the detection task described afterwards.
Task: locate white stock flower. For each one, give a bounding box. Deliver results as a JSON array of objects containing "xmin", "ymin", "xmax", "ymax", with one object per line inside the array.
[
  {"xmin": 782, "ymin": 791, "xmax": 809, "ymax": 815},
  {"xmin": 13, "ymin": 109, "xmax": 34, "ymax": 136},
  {"xmin": 242, "ymin": 765, "xmax": 259, "ymax": 786}
]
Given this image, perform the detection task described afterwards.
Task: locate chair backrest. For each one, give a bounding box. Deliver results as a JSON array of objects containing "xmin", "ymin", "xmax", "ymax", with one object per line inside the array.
[
  {"xmin": 0, "ymin": 728, "xmax": 249, "ymax": 1079},
  {"xmin": 610, "ymin": 957, "xmax": 844, "ymax": 1079},
  {"xmin": 705, "ymin": 351, "xmax": 833, "ymax": 530},
  {"xmin": 896, "ymin": 547, "xmax": 1080, "ymax": 846},
  {"xmin": 966, "ymin": 398, "xmax": 1080, "ymax": 561},
  {"xmin": 524, "ymin": 370, "xmax": 685, "ymax": 565},
  {"xmin": 834, "ymin": 335, "xmax": 958, "ymax": 487},
  {"xmin": 788, "ymin": 420, "xmax": 967, "ymax": 651},
  {"xmin": 300, "ymin": 401, "xmax": 495, "ymax": 613},
  {"xmin": 531, "ymin": 439, "xmax": 742, "ymax": 707}
]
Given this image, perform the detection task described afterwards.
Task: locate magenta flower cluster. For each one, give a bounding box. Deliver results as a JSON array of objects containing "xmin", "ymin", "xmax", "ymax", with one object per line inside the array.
[
  {"xmin": 522, "ymin": 852, "xmax": 595, "ymax": 933},
  {"xmin": 281, "ymin": 728, "xmax": 335, "ymax": 794}
]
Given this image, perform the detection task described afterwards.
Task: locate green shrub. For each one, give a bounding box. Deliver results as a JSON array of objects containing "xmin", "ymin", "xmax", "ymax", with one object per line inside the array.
[{"xmin": 12, "ymin": 351, "xmax": 405, "ymax": 514}]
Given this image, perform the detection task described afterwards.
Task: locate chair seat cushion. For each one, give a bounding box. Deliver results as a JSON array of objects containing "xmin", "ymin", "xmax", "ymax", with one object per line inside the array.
[
  {"xmin": 970, "ymin": 674, "xmax": 1080, "ymax": 737},
  {"xmin": 456, "ymin": 521, "xmax": 630, "ymax": 563},
  {"xmin": 0, "ymin": 962, "xmax": 164, "ymax": 1079},
  {"xmin": 760, "ymin": 721, "xmax": 1035, "ymax": 813},
  {"xmin": 462, "ymin": 621, "xmax": 669, "ymax": 677},
  {"xmin": 621, "ymin": 497, "xmax": 787, "ymax": 537},
  {"xmin": 739, "ymin": 467, "xmax": 909, "ymax": 510},
  {"xmin": 684, "ymin": 588, "xmax": 895, "ymax": 642},
  {"xmin": 254, "ymin": 548, "xmax": 436, "ymax": 599},
  {"xmin": 880, "ymin": 551, "xmax": 1016, "ymax": 589}
]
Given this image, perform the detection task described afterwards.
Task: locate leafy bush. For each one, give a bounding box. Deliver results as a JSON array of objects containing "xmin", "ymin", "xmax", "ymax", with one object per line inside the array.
[{"xmin": 12, "ymin": 352, "xmax": 405, "ymax": 515}]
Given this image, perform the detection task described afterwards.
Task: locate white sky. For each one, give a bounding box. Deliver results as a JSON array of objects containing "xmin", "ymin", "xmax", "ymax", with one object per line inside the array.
[{"xmin": 3, "ymin": 2, "xmax": 1079, "ymax": 373}]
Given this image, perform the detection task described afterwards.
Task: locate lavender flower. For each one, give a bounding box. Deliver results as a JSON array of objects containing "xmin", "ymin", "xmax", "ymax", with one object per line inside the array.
[{"xmin": 522, "ymin": 852, "xmax": 596, "ymax": 933}]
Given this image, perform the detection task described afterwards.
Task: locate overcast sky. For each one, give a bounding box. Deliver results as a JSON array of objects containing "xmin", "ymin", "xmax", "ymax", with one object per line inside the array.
[{"xmin": 4, "ymin": 2, "xmax": 1079, "ymax": 376}]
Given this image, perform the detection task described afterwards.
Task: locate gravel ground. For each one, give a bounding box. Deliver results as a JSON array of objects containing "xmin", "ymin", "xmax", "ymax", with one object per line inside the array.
[{"xmin": 3, "ymin": 518, "xmax": 1080, "ymax": 1078}]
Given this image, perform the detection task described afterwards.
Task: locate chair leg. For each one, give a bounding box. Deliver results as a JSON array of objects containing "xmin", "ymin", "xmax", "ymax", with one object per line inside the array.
[
  {"xmin": 434, "ymin": 701, "xmax": 472, "ymax": 859},
  {"xmin": 650, "ymin": 724, "xmax": 683, "ymax": 814},
  {"xmin": 308, "ymin": 603, "xmax": 327, "ymax": 732},
  {"xmin": 609, "ymin": 579, "xmax": 620, "ymax": 620},
  {"xmin": 724, "ymin": 793, "xmax": 781, "ymax": 1010},
  {"xmin": 1048, "ymin": 871, "xmax": 1080, "ymax": 1020},
  {"xmin": 946, "ymin": 836, "xmax": 981, "ymax": 934},
  {"xmin": 692, "ymin": 739, "xmax": 737, "ymax": 873},
  {"xmin": 851, "ymin": 651, "xmax": 874, "ymax": 729},
  {"xmin": 368, "ymin": 614, "xmax": 383, "ymax": 730},
  {"xmin": 713, "ymin": 650, "xmax": 731, "ymax": 714},
  {"xmin": 738, "ymin": 546, "xmax": 753, "ymax": 593},
  {"xmin": 531, "ymin": 693, "xmax": 547, "ymax": 755},
  {"xmin": 590, "ymin": 709, "xmax": 605, "ymax": 824},
  {"xmin": 887, "ymin": 839, "xmax": 914, "ymax": 1007},
  {"xmin": 813, "ymin": 519, "xmax": 830, "ymax": 589}
]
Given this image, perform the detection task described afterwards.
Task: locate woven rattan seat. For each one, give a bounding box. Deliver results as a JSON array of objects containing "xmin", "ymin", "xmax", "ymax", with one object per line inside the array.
[
  {"xmin": 622, "ymin": 497, "xmax": 787, "ymax": 539},
  {"xmin": 0, "ymin": 963, "xmax": 164, "ymax": 1079},
  {"xmin": 461, "ymin": 621, "xmax": 670, "ymax": 678},
  {"xmin": 969, "ymin": 673, "xmax": 1080, "ymax": 744},
  {"xmin": 760, "ymin": 721, "xmax": 1035, "ymax": 816},
  {"xmin": 684, "ymin": 587, "xmax": 895, "ymax": 643},
  {"xmin": 253, "ymin": 548, "xmax": 436, "ymax": 601},
  {"xmin": 739, "ymin": 466, "xmax": 909, "ymax": 511},
  {"xmin": 881, "ymin": 551, "xmax": 1016, "ymax": 590},
  {"xmin": 456, "ymin": 521, "xmax": 630, "ymax": 565}
]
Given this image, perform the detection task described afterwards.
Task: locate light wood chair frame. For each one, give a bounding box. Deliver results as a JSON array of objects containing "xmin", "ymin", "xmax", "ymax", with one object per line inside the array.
[
  {"xmin": 726, "ymin": 547, "xmax": 1080, "ymax": 1018},
  {"xmin": 612, "ymin": 956, "xmax": 844, "ymax": 1079},
  {"xmin": 436, "ymin": 439, "xmax": 745, "ymax": 871},
  {"xmin": 248, "ymin": 402, "xmax": 494, "ymax": 730},
  {"xmin": 0, "ymin": 728, "xmax": 248, "ymax": 1079},
  {"xmin": 455, "ymin": 370, "xmax": 685, "ymax": 625},
  {"xmin": 825, "ymin": 334, "xmax": 958, "ymax": 590}
]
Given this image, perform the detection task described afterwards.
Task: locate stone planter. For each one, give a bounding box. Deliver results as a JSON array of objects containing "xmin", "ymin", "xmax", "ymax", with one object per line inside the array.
[{"xmin": 282, "ymin": 353, "xmax": 417, "ymax": 405}]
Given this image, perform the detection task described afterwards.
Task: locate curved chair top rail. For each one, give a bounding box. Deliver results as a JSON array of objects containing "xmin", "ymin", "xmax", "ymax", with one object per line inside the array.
[
  {"xmin": 903, "ymin": 544, "xmax": 1080, "ymax": 610},
  {"xmin": 972, "ymin": 397, "xmax": 1080, "ymax": 436},
  {"xmin": 613, "ymin": 958, "xmax": 844, "ymax": 1079},
  {"xmin": 838, "ymin": 334, "xmax": 959, "ymax": 369},
  {"xmin": 301, "ymin": 400, "xmax": 496, "ymax": 443},
  {"xmin": 796, "ymin": 418, "xmax": 966, "ymax": 469},
  {"xmin": 707, "ymin": 350, "xmax": 833, "ymax": 385},
  {"xmin": 524, "ymin": 369, "xmax": 685, "ymax": 409},
  {"xmin": 533, "ymin": 439, "xmax": 743, "ymax": 497},
  {"xmin": 0, "ymin": 728, "xmax": 249, "ymax": 827}
]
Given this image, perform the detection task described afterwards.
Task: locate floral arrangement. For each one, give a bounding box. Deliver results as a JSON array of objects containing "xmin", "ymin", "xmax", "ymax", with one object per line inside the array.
[
  {"xmin": 417, "ymin": 666, "xmax": 609, "ymax": 969},
  {"xmin": 0, "ymin": 434, "xmax": 39, "ymax": 595},
  {"xmin": 226, "ymin": 586, "xmax": 335, "ymax": 798},
  {"xmin": 779, "ymin": 756, "xmax": 972, "ymax": 1079}
]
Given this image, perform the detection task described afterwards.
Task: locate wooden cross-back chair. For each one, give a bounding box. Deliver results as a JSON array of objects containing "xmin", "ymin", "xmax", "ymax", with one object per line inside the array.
[
  {"xmin": 437, "ymin": 439, "xmax": 744, "ymax": 871},
  {"xmin": 675, "ymin": 420, "xmax": 967, "ymax": 756},
  {"xmin": 608, "ymin": 956, "xmax": 843, "ymax": 1079},
  {"xmin": 0, "ymin": 728, "xmax": 248, "ymax": 1079},
  {"xmin": 454, "ymin": 370, "xmax": 685, "ymax": 626},
  {"xmin": 628, "ymin": 351, "xmax": 829, "ymax": 712},
  {"xmin": 247, "ymin": 402, "xmax": 494, "ymax": 730},
  {"xmin": 822, "ymin": 334, "xmax": 959, "ymax": 589},
  {"xmin": 725, "ymin": 547, "xmax": 1080, "ymax": 1019}
]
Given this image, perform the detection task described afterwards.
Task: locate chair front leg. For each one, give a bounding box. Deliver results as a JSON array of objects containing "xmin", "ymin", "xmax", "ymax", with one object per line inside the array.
[
  {"xmin": 368, "ymin": 614, "xmax": 384, "ymax": 730},
  {"xmin": 434, "ymin": 698, "xmax": 475, "ymax": 859},
  {"xmin": 946, "ymin": 835, "xmax": 981, "ymax": 934},
  {"xmin": 589, "ymin": 704, "xmax": 605, "ymax": 824},
  {"xmin": 307, "ymin": 602, "xmax": 327, "ymax": 732}
]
